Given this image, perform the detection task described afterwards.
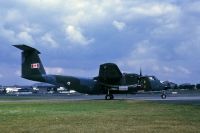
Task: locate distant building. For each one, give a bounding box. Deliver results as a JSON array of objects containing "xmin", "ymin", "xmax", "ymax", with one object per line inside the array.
[
  {"xmin": 32, "ymin": 83, "xmax": 59, "ymax": 93},
  {"xmin": 4, "ymin": 86, "xmax": 33, "ymax": 94}
]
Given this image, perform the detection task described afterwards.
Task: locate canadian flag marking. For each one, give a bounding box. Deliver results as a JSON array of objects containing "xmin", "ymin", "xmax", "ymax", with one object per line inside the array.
[{"xmin": 31, "ymin": 63, "xmax": 40, "ymax": 69}]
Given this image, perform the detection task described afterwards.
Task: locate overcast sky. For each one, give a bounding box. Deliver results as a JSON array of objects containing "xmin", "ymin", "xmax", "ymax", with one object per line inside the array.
[{"xmin": 0, "ymin": 0, "xmax": 200, "ymax": 85}]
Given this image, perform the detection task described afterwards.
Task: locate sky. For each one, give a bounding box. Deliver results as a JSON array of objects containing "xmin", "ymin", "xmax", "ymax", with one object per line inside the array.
[{"xmin": 0, "ymin": 0, "xmax": 200, "ymax": 85}]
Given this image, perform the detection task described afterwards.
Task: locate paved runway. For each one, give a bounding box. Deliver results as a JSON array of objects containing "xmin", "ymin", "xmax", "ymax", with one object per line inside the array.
[{"xmin": 1, "ymin": 93, "xmax": 200, "ymax": 105}]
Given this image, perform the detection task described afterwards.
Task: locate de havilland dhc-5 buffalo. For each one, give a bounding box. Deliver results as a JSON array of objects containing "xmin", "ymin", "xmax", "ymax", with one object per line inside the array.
[{"xmin": 14, "ymin": 44, "xmax": 167, "ymax": 100}]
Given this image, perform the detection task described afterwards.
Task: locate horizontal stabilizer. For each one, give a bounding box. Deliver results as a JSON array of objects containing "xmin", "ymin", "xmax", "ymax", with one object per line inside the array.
[{"xmin": 13, "ymin": 44, "xmax": 40, "ymax": 54}]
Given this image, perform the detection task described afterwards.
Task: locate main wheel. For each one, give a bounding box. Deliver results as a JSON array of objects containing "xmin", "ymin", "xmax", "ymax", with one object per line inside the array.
[
  {"xmin": 105, "ymin": 94, "xmax": 114, "ymax": 100},
  {"xmin": 105, "ymin": 95, "xmax": 110, "ymax": 100},
  {"xmin": 161, "ymin": 94, "xmax": 166, "ymax": 99}
]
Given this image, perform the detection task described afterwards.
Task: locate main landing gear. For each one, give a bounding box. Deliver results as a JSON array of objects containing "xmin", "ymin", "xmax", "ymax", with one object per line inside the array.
[
  {"xmin": 105, "ymin": 94, "xmax": 114, "ymax": 100},
  {"xmin": 105, "ymin": 89, "xmax": 114, "ymax": 100},
  {"xmin": 161, "ymin": 91, "xmax": 167, "ymax": 99}
]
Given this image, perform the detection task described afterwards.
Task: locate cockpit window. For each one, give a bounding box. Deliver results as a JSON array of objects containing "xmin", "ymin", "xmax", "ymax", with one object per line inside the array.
[
  {"xmin": 148, "ymin": 77, "xmax": 154, "ymax": 80},
  {"xmin": 148, "ymin": 76, "xmax": 157, "ymax": 81}
]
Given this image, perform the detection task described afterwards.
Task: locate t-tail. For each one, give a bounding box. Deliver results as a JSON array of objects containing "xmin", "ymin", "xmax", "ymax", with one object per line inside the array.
[{"xmin": 13, "ymin": 44, "xmax": 46, "ymax": 82}]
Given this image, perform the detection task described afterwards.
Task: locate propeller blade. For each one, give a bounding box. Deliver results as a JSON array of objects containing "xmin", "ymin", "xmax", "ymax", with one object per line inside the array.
[
  {"xmin": 138, "ymin": 67, "xmax": 143, "ymax": 88},
  {"xmin": 140, "ymin": 67, "xmax": 142, "ymax": 77}
]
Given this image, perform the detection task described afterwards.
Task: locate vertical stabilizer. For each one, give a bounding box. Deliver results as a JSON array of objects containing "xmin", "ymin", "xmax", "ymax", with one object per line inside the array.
[{"xmin": 14, "ymin": 44, "xmax": 46, "ymax": 82}]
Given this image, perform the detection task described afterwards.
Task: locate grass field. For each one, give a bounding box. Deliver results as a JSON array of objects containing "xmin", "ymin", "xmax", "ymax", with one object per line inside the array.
[{"xmin": 0, "ymin": 100, "xmax": 200, "ymax": 133}]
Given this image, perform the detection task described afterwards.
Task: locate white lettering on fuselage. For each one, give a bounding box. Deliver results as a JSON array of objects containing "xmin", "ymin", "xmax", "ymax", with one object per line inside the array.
[{"xmin": 119, "ymin": 86, "xmax": 128, "ymax": 91}]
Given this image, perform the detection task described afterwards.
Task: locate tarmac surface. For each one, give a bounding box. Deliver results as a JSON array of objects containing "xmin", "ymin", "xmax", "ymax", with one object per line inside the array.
[{"xmin": 1, "ymin": 93, "xmax": 200, "ymax": 105}]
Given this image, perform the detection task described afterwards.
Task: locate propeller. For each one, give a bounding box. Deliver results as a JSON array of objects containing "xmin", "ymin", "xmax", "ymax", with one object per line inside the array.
[
  {"xmin": 140, "ymin": 67, "xmax": 142, "ymax": 77},
  {"xmin": 137, "ymin": 67, "xmax": 143, "ymax": 88}
]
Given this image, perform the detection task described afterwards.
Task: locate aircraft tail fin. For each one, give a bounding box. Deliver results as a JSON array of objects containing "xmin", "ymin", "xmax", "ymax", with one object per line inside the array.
[{"xmin": 13, "ymin": 44, "xmax": 46, "ymax": 82}]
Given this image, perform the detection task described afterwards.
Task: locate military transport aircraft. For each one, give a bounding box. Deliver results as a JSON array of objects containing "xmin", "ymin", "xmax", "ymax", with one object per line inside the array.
[{"xmin": 14, "ymin": 44, "xmax": 167, "ymax": 100}]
